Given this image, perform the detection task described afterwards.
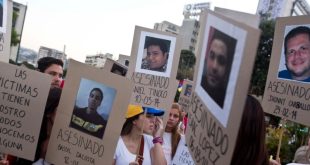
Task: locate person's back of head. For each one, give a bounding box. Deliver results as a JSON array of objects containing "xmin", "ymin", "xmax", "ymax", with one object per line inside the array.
[
  {"xmin": 37, "ymin": 57, "xmax": 64, "ymax": 73},
  {"xmin": 231, "ymin": 95, "xmax": 269, "ymax": 165},
  {"xmin": 293, "ymin": 145, "xmax": 310, "ymax": 164}
]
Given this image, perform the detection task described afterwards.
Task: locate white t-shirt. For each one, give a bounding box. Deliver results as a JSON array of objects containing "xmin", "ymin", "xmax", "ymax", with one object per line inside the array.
[
  {"xmin": 32, "ymin": 158, "xmax": 51, "ymax": 165},
  {"xmin": 163, "ymin": 132, "xmax": 172, "ymax": 165},
  {"xmin": 114, "ymin": 134, "xmax": 154, "ymax": 165}
]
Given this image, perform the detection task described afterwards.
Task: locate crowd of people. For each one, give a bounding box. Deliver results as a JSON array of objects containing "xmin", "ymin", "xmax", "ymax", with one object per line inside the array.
[{"xmin": 0, "ymin": 53, "xmax": 310, "ymax": 165}]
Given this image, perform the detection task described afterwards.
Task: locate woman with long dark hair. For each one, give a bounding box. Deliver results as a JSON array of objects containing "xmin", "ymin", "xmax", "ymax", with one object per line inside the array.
[{"xmin": 231, "ymin": 95, "xmax": 280, "ymax": 165}]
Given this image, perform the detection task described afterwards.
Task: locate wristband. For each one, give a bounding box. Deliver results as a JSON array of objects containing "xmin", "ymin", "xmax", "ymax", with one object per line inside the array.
[{"xmin": 152, "ymin": 137, "xmax": 163, "ymax": 145}]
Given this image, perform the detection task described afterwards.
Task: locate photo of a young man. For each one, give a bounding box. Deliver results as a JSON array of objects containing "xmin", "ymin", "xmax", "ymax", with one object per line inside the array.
[
  {"xmin": 135, "ymin": 31, "xmax": 176, "ymax": 77},
  {"xmin": 184, "ymin": 84, "xmax": 193, "ymax": 97},
  {"xmin": 201, "ymin": 27, "xmax": 237, "ymax": 108},
  {"xmin": 69, "ymin": 78, "xmax": 116, "ymax": 139},
  {"xmin": 141, "ymin": 36, "xmax": 170, "ymax": 73}
]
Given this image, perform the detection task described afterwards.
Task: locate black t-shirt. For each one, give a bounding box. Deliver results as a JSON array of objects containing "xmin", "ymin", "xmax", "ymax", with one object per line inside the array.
[{"xmin": 70, "ymin": 107, "xmax": 107, "ymax": 139}]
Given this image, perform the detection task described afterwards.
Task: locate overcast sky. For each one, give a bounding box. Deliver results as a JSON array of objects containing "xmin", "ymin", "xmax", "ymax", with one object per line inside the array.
[{"xmin": 13, "ymin": 0, "xmax": 262, "ymax": 62}]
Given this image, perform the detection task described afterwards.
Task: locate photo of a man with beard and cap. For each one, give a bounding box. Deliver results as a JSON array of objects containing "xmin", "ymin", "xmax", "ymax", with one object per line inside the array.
[{"xmin": 201, "ymin": 27, "xmax": 236, "ymax": 108}]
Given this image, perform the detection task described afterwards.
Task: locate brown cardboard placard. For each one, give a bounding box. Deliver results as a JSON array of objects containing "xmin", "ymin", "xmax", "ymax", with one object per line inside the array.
[
  {"xmin": 127, "ymin": 26, "xmax": 181, "ymax": 110},
  {"xmin": 46, "ymin": 59, "xmax": 133, "ymax": 165},
  {"xmin": 178, "ymin": 79, "xmax": 194, "ymax": 113},
  {"xmin": 127, "ymin": 26, "xmax": 181, "ymax": 79},
  {"xmin": 187, "ymin": 10, "xmax": 260, "ymax": 164},
  {"xmin": 0, "ymin": 0, "xmax": 12, "ymax": 63},
  {"xmin": 171, "ymin": 137, "xmax": 194, "ymax": 165},
  {"xmin": 103, "ymin": 58, "xmax": 128, "ymax": 77},
  {"xmin": 214, "ymin": 7, "xmax": 260, "ymax": 29},
  {"xmin": 262, "ymin": 16, "xmax": 310, "ymax": 126},
  {"xmin": 0, "ymin": 61, "xmax": 51, "ymax": 160}
]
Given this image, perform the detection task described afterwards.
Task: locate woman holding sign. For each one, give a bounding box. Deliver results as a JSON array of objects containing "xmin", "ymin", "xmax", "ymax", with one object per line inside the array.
[
  {"xmin": 113, "ymin": 105, "xmax": 166, "ymax": 165},
  {"xmin": 231, "ymin": 95, "xmax": 280, "ymax": 165},
  {"xmin": 163, "ymin": 103, "xmax": 193, "ymax": 164}
]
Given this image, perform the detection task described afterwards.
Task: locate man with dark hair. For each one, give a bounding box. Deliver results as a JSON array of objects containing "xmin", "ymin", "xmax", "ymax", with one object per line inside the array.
[
  {"xmin": 141, "ymin": 37, "xmax": 170, "ymax": 72},
  {"xmin": 201, "ymin": 29, "xmax": 236, "ymax": 108},
  {"xmin": 37, "ymin": 57, "xmax": 64, "ymax": 88},
  {"xmin": 278, "ymin": 26, "xmax": 310, "ymax": 82},
  {"xmin": 70, "ymin": 88, "xmax": 107, "ymax": 139}
]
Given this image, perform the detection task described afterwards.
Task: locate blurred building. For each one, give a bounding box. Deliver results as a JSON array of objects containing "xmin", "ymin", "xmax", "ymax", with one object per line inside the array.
[
  {"xmin": 154, "ymin": 21, "xmax": 180, "ymax": 35},
  {"xmin": 117, "ymin": 54, "xmax": 130, "ymax": 67},
  {"xmin": 85, "ymin": 53, "xmax": 113, "ymax": 68},
  {"xmin": 257, "ymin": 0, "xmax": 310, "ymax": 19},
  {"xmin": 154, "ymin": 2, "xmax": 210, "ymax": 53},
  {"xmin": 11, "ymin": 1, "xmax": 27, "ymax": 62},
  {"xmin": 37, "ymin": 46, "xmax": 67, "ymax": 68}
]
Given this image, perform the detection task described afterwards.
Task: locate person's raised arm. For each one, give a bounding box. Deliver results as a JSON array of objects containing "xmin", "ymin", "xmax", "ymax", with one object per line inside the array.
[{"xmin": 151, "ymin": 117, "xmax": 167, "ymax": 165}]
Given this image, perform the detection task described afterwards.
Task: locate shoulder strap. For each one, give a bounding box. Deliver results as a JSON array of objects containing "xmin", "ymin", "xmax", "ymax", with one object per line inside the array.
[{"xmin": 138, "ymin": 136, "xmax": 144, "ymax": 165}]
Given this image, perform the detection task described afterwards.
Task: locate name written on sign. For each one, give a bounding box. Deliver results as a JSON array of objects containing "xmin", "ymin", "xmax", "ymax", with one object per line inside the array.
[{"xmin": 188, "ymin": 94, "xmax": 229, "ymax": 165}]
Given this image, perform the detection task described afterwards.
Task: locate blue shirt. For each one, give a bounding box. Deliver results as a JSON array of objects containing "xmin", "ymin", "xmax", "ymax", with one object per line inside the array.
[{"xmin": 278, "ymin": 70, "xmax": 310, "ymax": 82}]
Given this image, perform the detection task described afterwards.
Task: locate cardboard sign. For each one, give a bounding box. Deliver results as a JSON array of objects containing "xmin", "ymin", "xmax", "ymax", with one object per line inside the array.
[
  {"xmin": 178, "ymin": 79, "xmax": 194, "ymax": 113},
  {"xmin": 171, "ymin": 137, "xmax": 194, "ymax": 165},
  {"xmin": 214, "ymin": 7, "xmax": 260, "ymax": 29},
  {"xmin": 0, "ymin": 61, "xmax": 51, "ymax": 160},
  {"xmin": 0, "ymin": 0, "xmax": 11, "ymax": 63},
  {"xmin": 127, "ymin": 26, "xmax": 180, "ymax": 79},
  {"xmin": 187, "ymin": 10, "xmax": 260, "ymax": 164},
  {"xmin": 46, "ymin": 59, "xmax": 133, "ymax": 165},
  {"xmin": 127, "ymin": 26, "xmax": 180, "ymax": 111},
  {"xmin": 262, "ymin": 16, "xmax": 310, "ymax": 126},
  {"xmin": 103, "ymin": 58, "xmax": 128, "ymax": 77}
]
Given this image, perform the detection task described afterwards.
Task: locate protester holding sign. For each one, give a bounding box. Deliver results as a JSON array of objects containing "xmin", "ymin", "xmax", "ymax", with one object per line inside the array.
[
  {"xmin": 8, "ymin": 87, "xmax": 62, "ymax": 165},
  {"xmin": 37, "ymin": 57, "xmax": 64, "ymax": 88},
  {"xmin": 113, "ymin": 105, "xmax": 166, "ymax": 165},
  {"xmin": 278, "ymin": 26, "xmax": 310, "ymax": 82},
  {"xmin": 231, "ymin": 95, "xmax": 280, "ymax": 165},
  {"xmin": 162, "ymin": 103, "xmax": 184, "ymax": 164}
]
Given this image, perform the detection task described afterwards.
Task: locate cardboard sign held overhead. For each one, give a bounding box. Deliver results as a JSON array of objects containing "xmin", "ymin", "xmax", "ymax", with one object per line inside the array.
[
  {"xmin": 127, "ymin": 26, "xmax": 181, "ymax": 111},
  {"xmin": 214, "ymin": 7, "xmax": 260, "ymax": 29},
  {"xmin": 103, "ymin": 58, "xmax": 128, "ymax": 77},
  {"xmin": 178, "ymin": 79, "xmax": 194, "ymax": 113},
  {"xmin": 262, "ymin": 16, "xmax": 310, "ymax": 126},
  {"xmin": 188, "ymin": 10, "xmax": 260, "ymax": 164},
  {"xmin": 0, "ymin": 61, "xmax": 51, "ymax": 160},
  {"xmin": 46, "ymin": 59, "xmax": 133, "ymax": 165}
]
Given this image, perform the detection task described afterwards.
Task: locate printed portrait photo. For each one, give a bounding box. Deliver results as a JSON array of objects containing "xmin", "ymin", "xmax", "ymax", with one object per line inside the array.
[
  {"xmin": 0, "ymin": 0, "xmax": 7, "ymax": 33},
  {"xmin": 195, "ymin": 14, "xmax": 246, "ymax": 127},
  {"xmin": 135, "ymin": 31, "xmax": 176, "ymax": 77},
  {"xmin": 184, "ymin": 84, "xmax": 193, "ymax": 97},
  {"xmin": 278, "ymin": 24, "xmax": 310, "ymax": 83},
  {"xmin": 200, "ymin": 27, "xmax": 236, "ymax": 108},
  {"xmin": 69, "ymin": 78, "xmax": 116, "ymax": 139}
]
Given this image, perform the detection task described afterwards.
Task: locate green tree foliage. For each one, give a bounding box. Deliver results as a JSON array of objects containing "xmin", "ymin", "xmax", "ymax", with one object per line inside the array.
[
  {"xmin": 11, "ymin": 11, "xmax": 20, "ymax": 46},
  {"xmin": 9, "ymin": 59, "xmax": 35, "ymax": 69},
  {"xmin": 176, "ymin": 50, "xmax": 196, "ymax": 80},
  {"xmin": 175, "ymin": 50, "xmax": 196, "ymax": 101},
  {"xmin": 249, "ymin": 18, "xmax": 275, "ymax": 96},
  {"xmin": 266, "ymin": 121, "xmax": 309, "ymax": 164}
]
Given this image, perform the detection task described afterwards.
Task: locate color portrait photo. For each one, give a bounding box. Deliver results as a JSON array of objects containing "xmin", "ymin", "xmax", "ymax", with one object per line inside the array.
[
  {"xmin": 69, "ymin": 78, "xmax": 116, "ymax": 139},
  {"xmin": 278, "ymin": 24, "xmax": 310, "ymax": 83},
  {"xmin": 195, "ymin": 14, "xmax": 247, "ymax": 127},
  {"xmin": 135, "ymin": 31, "xmax": 176, "ymax": 77}
]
